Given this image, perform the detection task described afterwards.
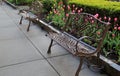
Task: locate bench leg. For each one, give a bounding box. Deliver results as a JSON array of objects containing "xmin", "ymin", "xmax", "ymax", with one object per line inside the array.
[
  {"xmin": 75, "ymin": 57, "xmax": 84, "ymax": 76},
  {"xmin": 27, "ymin": 20, "xmax": 31, "ymax": 32},
  {"xmin": 19, "ymin": 16, "xmax": 23, "ymax": 24},
  {"xmin": 47, "ymin": 39, "xmax": 53, "ymax": 54}
]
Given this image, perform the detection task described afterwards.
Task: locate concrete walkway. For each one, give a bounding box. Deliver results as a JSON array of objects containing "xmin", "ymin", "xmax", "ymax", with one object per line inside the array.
[{"xmin": 0, "ymin": 2, "xmax": 108, "ymax": 76}]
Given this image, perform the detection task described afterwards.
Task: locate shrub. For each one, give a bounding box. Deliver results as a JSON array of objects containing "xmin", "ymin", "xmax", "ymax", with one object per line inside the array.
[
  {"xmin": 69, "ymin": 0, "xmax": 120, "ymax": 19},
  {"xmin": 41, "ymin": 0, "xmax": 56, "ymax": 13}
]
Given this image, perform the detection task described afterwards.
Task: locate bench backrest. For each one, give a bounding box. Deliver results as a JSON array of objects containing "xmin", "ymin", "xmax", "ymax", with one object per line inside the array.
[{"xmin": 63, "ymin": 13, "xmax": 110, "ymax": 53}]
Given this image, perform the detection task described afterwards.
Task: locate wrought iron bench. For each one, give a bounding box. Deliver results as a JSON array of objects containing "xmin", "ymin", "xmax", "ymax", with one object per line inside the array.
[
  {"xmin": 18, "ymin": 0, "xmax": 43, "ymax": 31},
  {"xmin": 0, "ymin": 0, "xmax": 3, "ymax": 5},
  {"xmin": 46, "ymin": 13, "xmax": 110, "ymax": 76}
]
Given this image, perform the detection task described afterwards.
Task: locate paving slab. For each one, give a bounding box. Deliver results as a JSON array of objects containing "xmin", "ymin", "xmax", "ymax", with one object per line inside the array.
[
  {"xmin": 2, "ymin": 3, "xmax": 23, "ymax": 19},
  {"xmin": 18, "ymin": 21, "xmax": 46, "ymax": 37},
  {"xmin": 29, "ymin": 35, "xmax": 69, "ymax": 58},
  {"xmin": 0, "ymin": 13, "xmax": 11, "ymax": 19},
  {"xmin": 0, "ymin": 26, "xmax": 26, "ymax": 40},
  {"xmin": 0, "ymin": 60, "xmax": 59, "ymax": 76},
  {"xmin": 48, "ymin": 55, "xmax": 108, "ymax": 76},
  {"xmin": 0, "ymin": 38, "xmax": 43, "ymax": 67},
  {"xmin": 0, "ymin": 19, "xmax": 16, "ymax": 28}
]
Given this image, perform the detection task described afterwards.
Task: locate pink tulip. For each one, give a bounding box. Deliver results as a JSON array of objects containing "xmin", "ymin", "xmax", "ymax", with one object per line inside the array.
[
  {"xmin": 118, "ymin": 26, "xmax": 120, "ymax": 31},
  {"xmin": 104, "ymin": 16, "xmax": 107, "ymax": 20},
  {"xmin": 66, "ymin": 13, "xmax": 69, "ymax": 17},
  {"xmin": 78, "ymin": 10, "xmax": 81, "ymax": 13},
  {"xmin": 53, "ymin": 9, "xmax": 57, "ymax": 14},
  {"xmin": 108, "ymin": 17, "xmax": 111, "ymax": 22},
  {"xmin": 72, "ymin": 10, "xmax": 75, "ymax": 13},
  {"xmin": 114, "ymin": 17, "xmax": 118, "ymax": 22},
  {"xmin": 72, "ymin": 4, "xmax": 75, "ymax": 8},
  {"xmin": 114, "ymin": 27, "xmax": 117, "ymax": 30},
  {"xmin": 91, "ymin": 20, "xmax": 94, "ymax": 24},
  {"xmin": 67, "ymin": 5, "xmax": 70, "ymax": 10},
  {"xmin": 80, "ymin": 8, "xmax": 83, "ymax": 12},
  {"xmin": 75, "ymin": 7, "xmax": 78, "ymax": 10},
  {"xmin": 94, "ymin": 13, "xmax": 99, "ymax": 18}
]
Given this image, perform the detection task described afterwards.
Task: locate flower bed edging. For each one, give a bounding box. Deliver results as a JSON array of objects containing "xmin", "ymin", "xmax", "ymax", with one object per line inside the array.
[
  {"xmin": 4, "ymin": 0, "xmax": 17, "ymax": 9},
  {"xmin": 90, "ymin": 55, "xmax": 120, "ymax": 76}
]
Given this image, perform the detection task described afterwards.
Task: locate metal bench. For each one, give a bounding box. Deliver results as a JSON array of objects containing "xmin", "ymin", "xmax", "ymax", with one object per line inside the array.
[
  {"xmin": 0, "ymin": 0, "xmax": 3, "ymax": 5},
  {"xmin": 46, "ymin": 13, "xmax": 110, "ymax": 76},
  {"xmin": 19, "ymin": 0, "xmax": 43, "ymax": 31}
]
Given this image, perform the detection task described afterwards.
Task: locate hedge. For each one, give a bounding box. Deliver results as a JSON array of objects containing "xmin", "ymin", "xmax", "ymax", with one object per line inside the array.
[{"xmin": 69, "ymin": 0, "xmax": 120, "ymax": 19}]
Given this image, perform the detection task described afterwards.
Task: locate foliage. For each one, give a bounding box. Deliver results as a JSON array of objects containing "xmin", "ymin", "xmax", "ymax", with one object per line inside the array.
[
  {"xmin": 46, "ymin": 0, "xmax": 65, "ymax": 28},
  {"xmin": 41, "ymin": 0, "xmax": 56, "ymax": 13},
  {"xmin": 103, "ymin": 24, "xmax": 120, "ymax": 62},
  {"xmin": 8, "ymin": 0, "xmax": 33, "ymax": 5},
  {"xmin": 46, "ymin": 0, "xmax": 83, "ymax": 29}
]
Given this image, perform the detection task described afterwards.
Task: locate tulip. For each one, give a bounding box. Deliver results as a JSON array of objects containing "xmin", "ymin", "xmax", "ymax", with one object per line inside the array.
[
  {"xmin": 112, "ymin": 34, "xmax": 115, "ymax": 37},
  {"xmin": 108, "ymin": 17, "xmax": 111, "ymax": 22},
  {"xmin": 91, "ymin": 20, "xmax": 94, "ymax": 24},
  {"xmin": 66, "ymin": 13, "xmax": 69, "ymax": 17},
  {"xmin": 72, "ymin": 10, "xmax": 75, "ymax": 13},
  {"xmin": 75, "ymin": 7, "xmax": 78, "ymax": 10},
  {"xmin": 80, "ymin": 8, "xmax": 83, "ymax": 12},
  {"xmin": 72, "ymin": 4, "xmax": 75, "ymax": 8},
  {"xmin": 67, "ymin": 5, "xmax": 71, "ymax": 10},
  {"xmin": 114, "ymin": 27, "xmax": 117, "ymax": 30},
  {"xmin": 118, "ymin": 26, "xmax": 120, "ymax": 31},
  {"xmin": 114, "ymin": 17, "xmax": 118, "ymax": 22},
  {"xmin": 104, "ymin": 16, "xmax": 107, "ymax": 20},
  {"xmin": 94, "ymin": 13, "xmax": 99, "ymax": 18},
  {"xmin": 97, "ymin": 31, "xmax": 101, "ymax": 35},
  {"xmin": 78, "ymin": 10, "xmax": 81, "ymax": 14}
]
